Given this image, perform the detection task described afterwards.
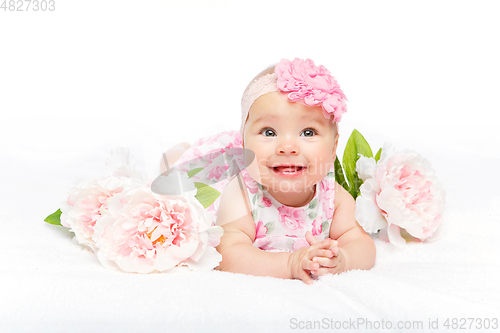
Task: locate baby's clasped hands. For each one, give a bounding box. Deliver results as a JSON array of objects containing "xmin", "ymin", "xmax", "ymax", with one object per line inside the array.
[{"xmin": 287, "ymin": 231, "xmax": 342, "ymax": 285}]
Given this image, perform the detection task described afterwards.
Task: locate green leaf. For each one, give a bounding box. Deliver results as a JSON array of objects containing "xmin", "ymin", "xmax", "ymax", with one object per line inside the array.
[
  {"xmin": 308, "ymin": 212, "xmax": 317, "ymax": 220},
  {"xmin": 44, "ymin": 209, "xmax": 62, "ymax": 226},
  {"xmin": 342, "ymin": 130, "xmax": 373, "ymax": 199},
  {"xmin": 321, "ymin": 221, "xmax": 329, "ymax": 235},
  {"xmin": 308, "ymin": 198, "xmax": 318, "ymax": 210},
  {"xmin": 264, "ymin": 221, "xmax": 275, "ymax": 234},
  {"xmin": 193, "ymin": 182, "xmax": 221, "ymax": 209},
  {"xmin": 374, "ymin": 148, "xmax": 382, "ymax": 162},
  {"xmin": 187, "ymin": 167, "xmax": 203, "ymax": 178},
  {"xmin": 334, "ymin": 155, "xmax": 349, "ymax": 193}
]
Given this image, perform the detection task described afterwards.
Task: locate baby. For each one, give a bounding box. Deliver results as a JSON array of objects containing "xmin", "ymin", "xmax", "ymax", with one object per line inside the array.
[
  {"xmin": 162, "ymin": 58, "xmax": 375, "ymax": 284},
  {"xmin": 213, "ymin": 58, "xmax": 376, "ymax": 284}
]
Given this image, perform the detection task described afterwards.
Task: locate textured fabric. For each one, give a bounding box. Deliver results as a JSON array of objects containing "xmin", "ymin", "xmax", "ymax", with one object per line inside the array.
[
  {"xmin": 173, "ymin": 130, "xmax": 243, "ymax": 225},
  {"xmin": 240, "ymin": 73, "xmax": 279, "ymax": 136}
]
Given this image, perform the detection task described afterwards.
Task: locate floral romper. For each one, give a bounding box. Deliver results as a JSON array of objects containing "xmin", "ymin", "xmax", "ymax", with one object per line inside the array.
[{"xmin": 173, "ymin": 130, "xmax": 335, "ymax": 252}]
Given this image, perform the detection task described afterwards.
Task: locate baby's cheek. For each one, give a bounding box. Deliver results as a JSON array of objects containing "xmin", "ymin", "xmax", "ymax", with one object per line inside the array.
[{"xmin": 246, "ymin": 156, "xmax": 264, "ymax": 183}]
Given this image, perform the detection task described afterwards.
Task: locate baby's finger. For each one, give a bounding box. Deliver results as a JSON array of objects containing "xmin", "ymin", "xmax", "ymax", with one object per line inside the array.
[
  {"xmin": 305, "ymin": 231, "xmax": 320, "ymax": 245},
  {"xmin": 298, "ymin": 268, "xmax": 314, "ymax": 285},
  {"xmin": 329, "ymin": 245, "xmax": 340, "ymax": 256},
  {"xmin": 312, "ymin": 256, "xmax": 340, "ymax": 268},
  {"xmin": 311, "ymin": 238, "xmax": 338, "ymax": 251},
  {"xmin": 311, "ymin": 265, "xmax": 342, "ymax": 276},
  {"xmin": 302, "ymin": 257, "xmax": 320, "ymax": 271},
  {"xmin": 309, "ymin": 248, "xmax": 334, "ymax": 260}
]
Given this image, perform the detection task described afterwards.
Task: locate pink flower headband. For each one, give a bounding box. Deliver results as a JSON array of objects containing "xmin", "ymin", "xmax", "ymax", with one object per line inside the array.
[{"xmin": 240, "ymin": 58, "xmax": 348, "ymax": 135}]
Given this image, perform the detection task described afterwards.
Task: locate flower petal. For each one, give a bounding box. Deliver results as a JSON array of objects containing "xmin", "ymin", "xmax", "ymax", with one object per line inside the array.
[
  {"xmin": 355, "ymin": 195, "xmax": 387, "ymax": 233},
  {"xmin": 387, "ymin": 224, "xmax": 406, "ymax": 248}
]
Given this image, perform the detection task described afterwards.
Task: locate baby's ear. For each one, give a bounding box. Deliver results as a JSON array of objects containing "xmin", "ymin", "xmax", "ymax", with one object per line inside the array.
[{"xmin": 332, "ymin": 133, "xmax": 340, "ymax": 153}]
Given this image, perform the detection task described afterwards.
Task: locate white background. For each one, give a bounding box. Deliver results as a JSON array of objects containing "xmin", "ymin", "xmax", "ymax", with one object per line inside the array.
[
  {"xmin": 1, "ymin": 1, "xmax": 499, "ymax": 331},
  {"xmin": 2, "ymin": 0, "xmax": 499, "ymax": 206}
]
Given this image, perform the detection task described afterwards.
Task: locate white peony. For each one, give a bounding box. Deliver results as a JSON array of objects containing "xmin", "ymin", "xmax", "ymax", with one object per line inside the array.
[{"xmin": 355, "ymin": 143, "xmax": 446, "ymax": 247}]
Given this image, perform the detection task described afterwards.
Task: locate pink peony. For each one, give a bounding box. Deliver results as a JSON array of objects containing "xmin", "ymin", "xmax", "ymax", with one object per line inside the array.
[
  {"xmin": 261, "ymin": 196, "xmax": 272, "ymax": 208},
  {"xmin": 355, "ymin": 143, "xmax": 445, "ymax": 247},
  {"xmin": 319, "ymin": 181, "xmax": 335, "ymax": 220},
  {"xmin": 255, "ymin": 220, "xmax": 268, "ymax": 240},
  {"xmin": 240, "ymin": 168, "xmax": 259, "ymax": 194},
  {"xmin": 207, "ymin": 164, "xmax": 228, "ymax": 181},
  {"xmin": 277, "ymin": 206, "xmax": 307, "ymax": 231},
  {"xmin": 311, "ymin": 219, "xmax": 323, "ymax": 237},
  {"xmin": 275, "ymin": 58, "xmax": 347, "ymax": 122},
  {"xmin": 92, "ymin": 187, "xmax": 223, "ymax": 273},
  {"xmin": 60, "ymin": 148, "xmax": 145, "ymax": 250}
]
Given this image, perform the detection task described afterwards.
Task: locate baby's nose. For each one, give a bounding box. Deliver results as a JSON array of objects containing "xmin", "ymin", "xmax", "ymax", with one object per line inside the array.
[{"xmin": 277, "ymin": 138, "xmax": 300, "ymax": 155}]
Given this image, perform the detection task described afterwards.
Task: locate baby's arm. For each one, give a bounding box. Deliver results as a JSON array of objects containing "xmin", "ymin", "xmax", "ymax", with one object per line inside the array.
[
  {"xmin": 215, "ymin": 175, "xmax": 336, "ymax": 284},
  {"xmin": 311, "ymin": 182, "xmax": 376, "ymax": 275}
]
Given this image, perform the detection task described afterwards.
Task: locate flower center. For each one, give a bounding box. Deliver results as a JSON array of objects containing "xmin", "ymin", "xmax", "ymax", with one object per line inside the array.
[{"xmin": 146, "ymin": 227, "xmax": 167, "ymax": 245}]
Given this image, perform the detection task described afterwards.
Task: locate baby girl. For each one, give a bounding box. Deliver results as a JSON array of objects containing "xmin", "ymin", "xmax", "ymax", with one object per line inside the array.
[{"xmin": 164, "ymin": 58, "xmax": 375, "ymax": 284}]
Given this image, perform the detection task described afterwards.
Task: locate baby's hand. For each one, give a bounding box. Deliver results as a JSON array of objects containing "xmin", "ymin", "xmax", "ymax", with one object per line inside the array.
[
  {"xmin": 288, "ymin": 232, "xmax": 337, "ymax": 285},
  {"xmin": 306, "ymin": 231, "xmax": 345, "ymax": 277}
]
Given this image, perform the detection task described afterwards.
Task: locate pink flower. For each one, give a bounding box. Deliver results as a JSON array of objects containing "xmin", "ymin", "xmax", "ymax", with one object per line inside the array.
[
  {"xmin": 174, "ymin": 131, "xmax": 243, "ymax": 184},
  {"xmin": 355, "ymin": 143, "xmax": 446, "ymax": 247},
  {"xmin": 275, "ymin": 58, "xmax": 347, "ymax": 122},
  {"xmin": 240, "ymin": 169, "xmax": 259, "ymax": 194},
  {"xmin": 60, "ymin": 148, "xmax": 145, "ymax": 250},
  {"xmin": 277, "ymin": 206, "xmax": 307, "ymax": 231},
  {"xmin": 261, "ymin": 196, "xmax": 272, "ymax": 208},
  {"xmin": 92, "ymin": 188, "xmax": 223, "ymax": 273},
  {"xmin": 226, "ymin": 131, "xmax": 242, "ymax": 148},
  {"xmin": 207, "ymin": 164, "xmax": 228, "ymax": 180},
  {"xmin": 319, "ymin": 180, "xmax": 335, "ymax": 220},
  {"xmin": 311, "ymin": 219, "xmax": 323, "ymax": 237},
  {"xmin": 255, "ymin": 220, "xmax": 268, "ymax": 240}
]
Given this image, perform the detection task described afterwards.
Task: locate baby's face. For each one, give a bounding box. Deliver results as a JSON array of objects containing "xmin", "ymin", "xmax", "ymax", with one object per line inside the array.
[{"xmin": 243, "ymin": 92, "xmax": 339, "ymax": 201}]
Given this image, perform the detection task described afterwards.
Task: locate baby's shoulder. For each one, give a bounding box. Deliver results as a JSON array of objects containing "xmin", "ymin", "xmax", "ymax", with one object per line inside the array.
[
  {"xmin": 333, "ymin": 181, "xmax": 355, "ymax": 211},
  {"xmin": 216, "ymin": 175, "xmax": 254, "ymax": 228}
]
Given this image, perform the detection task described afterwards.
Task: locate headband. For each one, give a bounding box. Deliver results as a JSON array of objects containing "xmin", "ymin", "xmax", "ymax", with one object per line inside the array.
[{"xmin": 240, "ymin": 58, "xmax": 347, "ymax": 136}]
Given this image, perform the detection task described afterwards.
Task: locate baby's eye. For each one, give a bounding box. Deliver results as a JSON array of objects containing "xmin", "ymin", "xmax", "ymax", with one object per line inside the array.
[
  {"xmin": 260, "ymin": 128, "xmax": 276, "ymax": 137},
  {"xmin": 301, "ymin": 128, "xmax": 317, "ymax": 137}
]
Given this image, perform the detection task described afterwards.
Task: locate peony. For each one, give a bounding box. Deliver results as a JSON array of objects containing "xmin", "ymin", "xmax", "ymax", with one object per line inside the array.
[
  {"xmin": 255, "ymin": 220, "xmax": 267, "ymax": 240},
  {"xmin": 319, "ymin": 180, "xmax": 335, "ymax": 220},
  {"xmin": 277, "ymin": 206, "xmax": 307, "ymax": 231},
  {"xmin": 92, "ymin": 187, "xmax": 223, "ymax": 273},
  {"xmin": 355, "ymin": 143, "xmax": 445, "ymax": 247},
  {"xmin": 60, "ymin": 148, "xmax": 145, "ymax": 250},
  {"xmin": 275, "ymin": 58, "xmax": 347, "ymax": 122},
  {"xmin": 311, "ymin": 219, "xmax": 323, "ymax": 237}
]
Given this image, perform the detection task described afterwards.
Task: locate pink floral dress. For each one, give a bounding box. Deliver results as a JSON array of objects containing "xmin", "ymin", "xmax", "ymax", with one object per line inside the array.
[
  {"xmin": 241, "ymin": 167, "xmax": 335, "ymax": 252},
  {"xmin": 173, "ymin": 130, "xmax": 335, "ymax": 252}
]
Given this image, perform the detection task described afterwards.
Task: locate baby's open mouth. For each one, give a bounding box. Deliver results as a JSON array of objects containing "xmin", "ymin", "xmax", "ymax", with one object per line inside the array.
[{"xmin": 271, "ymin": 165, "xmax": 306, "ymax": 175}]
